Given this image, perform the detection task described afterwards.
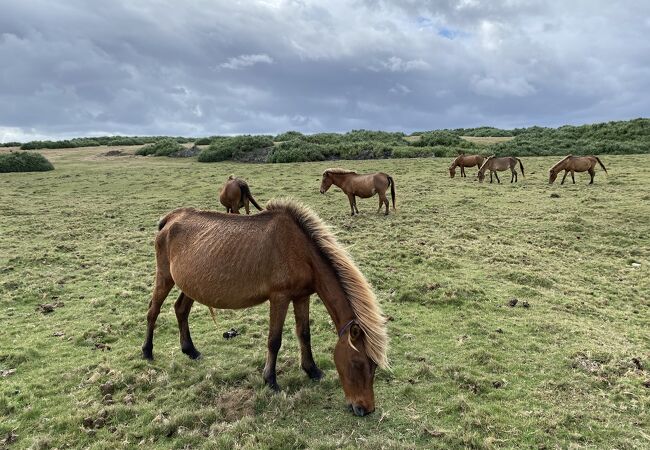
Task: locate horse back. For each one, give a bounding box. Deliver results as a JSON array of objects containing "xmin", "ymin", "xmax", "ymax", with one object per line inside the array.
[{"xmin": 156, "ymin": 209, "xmax": 315, "ymax": 308}]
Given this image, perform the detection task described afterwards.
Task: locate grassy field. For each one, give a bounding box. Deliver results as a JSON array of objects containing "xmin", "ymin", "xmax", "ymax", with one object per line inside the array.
[{"xmin": 1, "ymin": 147, "xmax": 648, "ymax": 449}]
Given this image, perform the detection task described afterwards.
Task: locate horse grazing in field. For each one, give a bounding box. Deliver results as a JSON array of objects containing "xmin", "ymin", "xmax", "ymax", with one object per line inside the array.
[
  {"xmin": 219, "ymin": 175, "xmax": 262, "ymax": 214},
  {"xmin": 449, "ymin": 154, "xmax": 485, "ymax": 178},
  {"xmin": 142, "ymin": 199, "xmax": 389, "ymax": 416},
  {"xmin": 548, "ymin": 155, "xmax": 608, "ymax": 185},
  {"xmin": 477, "ymin": 156, "xmax": 525, "ymax": 183},
  {"xmin": 319, "ymin": 168, "xmax": 396, "ymax": 216}
]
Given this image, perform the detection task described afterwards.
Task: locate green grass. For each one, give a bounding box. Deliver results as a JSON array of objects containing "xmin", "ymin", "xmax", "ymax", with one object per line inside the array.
[{"xmin": 1, "ymin": 148, "xmax": 649, "ymax": 449}]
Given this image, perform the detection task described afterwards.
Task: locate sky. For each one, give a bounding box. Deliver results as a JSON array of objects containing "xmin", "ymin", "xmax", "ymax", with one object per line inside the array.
[{"xmin": 1, "ymin": 0, "xmax": 649, "ymax": 142}]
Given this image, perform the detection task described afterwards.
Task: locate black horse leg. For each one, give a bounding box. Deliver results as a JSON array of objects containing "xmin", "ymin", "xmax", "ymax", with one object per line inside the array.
[
  {"xmin": 494, "ymin": 172, "xmax": 501, "ymax": 184},
  {"xmin": 588, "ymin": 168, "xmax": 595, "ymax": 184},
  {"xmin": 561, "ymin": 171, "xmax": 568, "ymax": 184},
  {"xmin": 263, "ymin": 296, "xmax": 290, "ymax": 391},
  {"xmin": 175, "ymin": 292, "xmax": 201, "ymax": 359}
]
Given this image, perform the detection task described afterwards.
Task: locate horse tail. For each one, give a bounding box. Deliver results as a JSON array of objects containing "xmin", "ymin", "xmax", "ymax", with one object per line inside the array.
[
  {"xmin": 387, "ymin": 175, "xmax": 396, "ymax": 209},
  {"xmin": 516, "ymin": 158, "xmax": 525, "ymax": 177},
  {"xmin": 157, "ymin": 214, "xmax": 170, "ymax": 231},
  {"xmin": 240, "ymin": 182, "xmax": 263, "ymax": 211},
  {"xmin": 595, "ymin": 156, "xmax": 608, "ymax": 175}
]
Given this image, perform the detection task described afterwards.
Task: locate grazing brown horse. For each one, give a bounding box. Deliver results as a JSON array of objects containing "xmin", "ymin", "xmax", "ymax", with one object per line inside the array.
[
  {"xmin": 477, "ymin": 156, "xmax": 525, "ymax": 183},
  {"xmin": 219, "ymin": 175, "xmax": 262, "ymax": 214},
  {"xmin": 449, "ymin": 154, "xmax": 485, "ymax": 178},
  {"xmin": 549, "ymin": 155, "xmax": 608, "ymax": 184},
  {"xmin": 319, "ymin": 168, "xmax": 396, "ymax": 216},
  {"xmin": 142, "ymin": 199, "xmax": 388, "ymax": 416}
]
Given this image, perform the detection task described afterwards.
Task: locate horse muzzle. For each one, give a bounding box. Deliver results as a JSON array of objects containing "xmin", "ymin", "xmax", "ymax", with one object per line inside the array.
[{"xmin": 348, "ymin": 403, "xmax": 373, "ymax": 417}]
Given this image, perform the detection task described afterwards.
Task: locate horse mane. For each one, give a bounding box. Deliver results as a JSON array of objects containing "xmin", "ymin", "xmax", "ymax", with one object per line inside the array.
[
  {"xmin": 551, "ymin": 155, "xmax": 573, "ymax": 170},
  {"xmin": 478, "ymin": 155, "xmax": 495, "ymax": 172},
  {"xmin": 265, "ymin": 198, "xmax": 389, "ymax": 369},
  {"xmin": 324, "ymin": 168, "xmax": 357, "ymax": 175}
]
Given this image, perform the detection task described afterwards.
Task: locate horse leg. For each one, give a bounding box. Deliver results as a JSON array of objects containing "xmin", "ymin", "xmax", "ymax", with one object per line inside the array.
[
  {"xmin": 293, "ymin": 296, "xmax": 323, "ymax": 381},
  {"xmin": 353, "ymin": 197, "xmax": 359, "ymax": 215},
  {"xmin": 461, "ymin": 166, "xmax": 466, "ymax": 177},
  {"xmin": 494, "ymin": 172, "xmax": 501, "ymax": 184},
  {"xmin": 571, "ymin": 171, "xmax": 575, "ymax": 184},
  {"xmin": 377, "ymin": 196, "xmax": 383, "ymax": 213},
  {"xmin": 561, "ymin": 171, "xmax": 568, "ymax": 184},
  {"xmin": 510, "ymin": 170, "xmax": 514, "ymax": 183},
  {"xmin": 263, "ymin": 296, "xmax": 290, "ymax": 391},
  {"xmin": 489, "ymin": 172, "xmax": 493, "ymax": 183},
  {"xmin": 379, "ymin": 192, "xmax": 389, "ymax": 215},
  {"xmin": 175, "ymin": 292, "xmax": 201, "ymax": 359},
  {"xmin": 588, "ymin": 168, "xmax": 595, "ymax": 184},
  {"xmin": 244, "ymin": 199, "xmax": 250, "ymax": 215},
  {"xmin": 347, "ymin": 193, "xmax": 356, "ymax": 216},
  {"xmin": 142, "ymin": 269, "xmax": 174, "ymax": 360}
]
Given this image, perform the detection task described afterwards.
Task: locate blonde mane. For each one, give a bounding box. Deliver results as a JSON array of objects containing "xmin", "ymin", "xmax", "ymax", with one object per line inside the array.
[
  {"xmin": 551, "ymin": 155, "xmax": 573, "ymax": 171},
  {"xmin": 266, "ymin": 198, "xmax": 389, "ymax": 369},
  {"xmin": 478, "ymin": 155, "xmax": 495, "ymax": 172},
  {"xmin": 324, "ymin": 168, "xmax": 357, "ymax": 175}
]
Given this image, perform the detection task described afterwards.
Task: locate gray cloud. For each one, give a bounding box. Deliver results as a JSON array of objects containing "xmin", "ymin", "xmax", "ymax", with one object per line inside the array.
[{"xmin": 0, "ymin": 0, "xmax": 648, "ymax": 141}]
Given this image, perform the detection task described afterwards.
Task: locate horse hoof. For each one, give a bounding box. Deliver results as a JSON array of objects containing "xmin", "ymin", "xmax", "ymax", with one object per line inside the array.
[
  {"xmin": 305, "ymin": 366, "xmax": 324, "ymax": 381},
  {"xmin": 142, "ymin": 348, "xmax": 154, "ymax": 361},
  {"xmin": 183, "ymin": 348, "xmax": 202, "ymax": 360},
  {"xmin": 266, "ymin": 382, "xmax": 281, "ymax": 392}
]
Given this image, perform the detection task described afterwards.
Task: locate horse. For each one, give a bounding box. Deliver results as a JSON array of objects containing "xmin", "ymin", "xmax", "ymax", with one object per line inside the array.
[
  {"xmin": 449, "ymin": 154, "xmax": 485, "ymax": 178},
  {"xmin": 477, "ymin": 156, "xmax": 525, "ymax": 183},
  {"xmin": 219, "ymin": 175, "xmax": 262, "ymax": 214},
  {"xmin": 319, "ymin": 168, "xmax": 396, "ymax": 216},
  {"xmin": 548, "ymin": 155, "xmax": 608, "ymax": 184},
  {"xmin": 142, "ymin": 199, "xmax": 389, "ymax": 416}
]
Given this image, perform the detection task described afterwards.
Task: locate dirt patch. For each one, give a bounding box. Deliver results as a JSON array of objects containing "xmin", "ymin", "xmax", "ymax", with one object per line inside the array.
[
  {"xmin": 98, "ymin": 150, "xmax": 129, "ymax": 157},
  {"xmin": 36, "ymin": 301, "xmax": 64, "ymax": 314},
  {"xmin": 216, "ymin": 387, "xmax": 255, "ymax": 421}
]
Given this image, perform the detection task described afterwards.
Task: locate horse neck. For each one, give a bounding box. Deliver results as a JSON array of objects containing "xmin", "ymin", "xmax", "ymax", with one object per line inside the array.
[
  {"xmin": 311, "ymin": 252, "xmax": 356, "ymax": 330},
  {"xmin": 330, "ymin": 173, "xmax": 349, "ymax": 190}
]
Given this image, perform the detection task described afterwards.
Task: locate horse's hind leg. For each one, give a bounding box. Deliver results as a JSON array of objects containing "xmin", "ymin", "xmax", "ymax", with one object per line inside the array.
[
  {"xmin": 244, "ymin": 199, "xmax": 250, "ymax": 215},
  {"xmin": 379, "ymin": 192, "xmax": 389, "ymax": 215},
  {"xmin": 377, "ymin": 196, "xmax": 383, "ymax": 213},
  {"xmin": 142, "ymin": 269, "xmax": 174, "ymax": 360},
  {"xmin": 588, "ymin": 168, "xmax": 595, "ymax": 184},
  {"xmin": 293, "ymin": 296, "xmax": 323, "ymax": 381},
  {"xmin": 263, "ymin": 296, "xmax": 290, "ymax": 391},
  {"xmin": 175, "ymin": 293, "xmax": 201, "ymax": 359}
]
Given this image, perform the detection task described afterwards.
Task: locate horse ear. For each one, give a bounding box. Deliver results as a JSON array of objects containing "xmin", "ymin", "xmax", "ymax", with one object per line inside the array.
[{"xmin": 350, "ymin": 324, "xmax": 362, "ymax": 341}]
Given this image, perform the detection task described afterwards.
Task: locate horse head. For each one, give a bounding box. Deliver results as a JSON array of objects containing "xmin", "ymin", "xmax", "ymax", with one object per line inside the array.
[{"xmin": 334, "ymin": 321, "xmax": 377, "ymax": 416}]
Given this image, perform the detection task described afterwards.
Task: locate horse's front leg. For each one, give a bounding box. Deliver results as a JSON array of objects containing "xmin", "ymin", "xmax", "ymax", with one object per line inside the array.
[
  {"xmin": 561, "ymin": 171, "xmax": 568, "ymax": 184},
  {"xmin": 571, "ymin": 171, "xmax": 575, "ymax": 184},
  {"xmin": 494, "ymin": 172, "xmax": 501, "ymax": 184},
  {"xmin": 293, "ymin": 296, "xmax": 323, "ymax": 381},
  {"xmin": 263, "ymin": 296, "xmax": 290, "ymax": 391},
  {"xmin": 490, "ymin": 171, "xmax": 493, "ymax": 183},
  {"xmin": 461, "ymin": 166, "xmax": 466, "ymax": 177},
  {"xmin": 346, "ymin": 193, "xmax": 356, "ymax": 216},
  {"xmin": 353, "ymin": 197, "xmax": 360, "ymax": 214}
]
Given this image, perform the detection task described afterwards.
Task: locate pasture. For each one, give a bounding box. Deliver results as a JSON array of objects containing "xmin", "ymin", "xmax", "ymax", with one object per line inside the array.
[{"xmin": 1, "ymin": 147, "xmax": 648, "ymax": 449}]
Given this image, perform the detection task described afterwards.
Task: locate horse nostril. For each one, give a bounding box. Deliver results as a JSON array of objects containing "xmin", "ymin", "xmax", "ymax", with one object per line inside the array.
[{"xmin": 352, "ymin": 405, "xmax": 368, "ymax": 416}]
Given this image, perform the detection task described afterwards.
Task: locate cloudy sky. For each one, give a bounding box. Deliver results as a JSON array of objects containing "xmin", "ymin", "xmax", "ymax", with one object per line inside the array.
[{"xmin": 1, "ymin": 0, "xmax": 649, "ymax": 141}]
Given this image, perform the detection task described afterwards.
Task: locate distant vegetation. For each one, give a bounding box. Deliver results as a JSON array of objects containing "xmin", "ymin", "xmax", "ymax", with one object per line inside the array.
[
  {"xmin": 0, "ymin": 151, "xmax": 54, "ymax": 173},
  {"xmin": 7, "ymin": 118, "xmax": 648, "ymax": 163},
  {"xmin": 135, "ymin": 138, "xmax": 185, "ymax": 157}
]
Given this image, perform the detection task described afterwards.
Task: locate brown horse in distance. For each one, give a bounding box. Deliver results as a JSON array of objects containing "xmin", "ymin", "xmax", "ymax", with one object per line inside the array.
[
  {"xmin": 477, "ymin": 156, "xmax": 525, "ymax": 183},
  {"xmin": 449, "ymin": 154, "xmax": 485, "ymax": 178},
  {"xmin": 549, "ymin": 155, "xmax": 608, "ymax": 184},
  {"xmin": 320, "ymin": 168, "xmax": 395, "ymax": 215},
  {"xmin": 142, "ymin": 199, "xmax": 388, "ymax": 416},
  {"xmin": 219, "ymin": 175, "xmax": 262, "ymax": 214}
]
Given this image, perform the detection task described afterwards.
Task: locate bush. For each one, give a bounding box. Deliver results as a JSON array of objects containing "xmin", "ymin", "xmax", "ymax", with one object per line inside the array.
[
  {"xmin": 198, "ymin": 135, "xmax": 274, "ymax": 162},
  {"xmin": 0, "ymin": 152, "xmax": 54, "ymax": 173},
  {"xmin": 135, "ymin": 138, "xmax": 185, "ymax": 157},
  {"xmin": 413, "ymin": 131, "xmax": 464, "ymax": 147},
  {"xmin": 1, "ymin": 142, "xmax": 21, "ymax": 148},
  {"xmin": 267, "ymin": 140, "xmax": 325, "ymax": 163},
  {"xmin": 274, "ymin": 131, "xmax": 304, "ymax": 141}
]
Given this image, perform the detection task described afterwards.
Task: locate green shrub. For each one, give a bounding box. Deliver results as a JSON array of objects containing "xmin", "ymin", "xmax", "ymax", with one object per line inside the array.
[
  {"xmin": 1, "ymin": 142, "xmax": 21, "ymax": 148},
  {"xmin": 135, "ymin": 138, "xmax": 185, "ymax": 156},
  {"xmin": 198, "ymin": 135, "xmax": 274, "ymax": 162},
  {"xmin": 267, "ymin": 140, "xmax": 324, "ymax": 163},
  {"xmin": 413, "ymin": 131, "xmax": 464, "ymax": 147},
  {"xmin": 0, "ymin": 152, "xmax": 54, "ymax": 173},
  {"xmin": 274, "ymin": 131, "xmax": 304, "ymax": 141}
]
